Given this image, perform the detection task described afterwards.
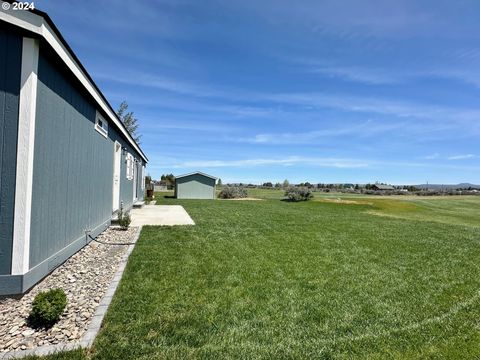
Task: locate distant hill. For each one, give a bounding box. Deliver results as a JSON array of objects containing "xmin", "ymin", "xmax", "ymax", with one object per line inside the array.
[{"xmin": 414, "ymin": 183, "xmax": 480, "ymax": 189}]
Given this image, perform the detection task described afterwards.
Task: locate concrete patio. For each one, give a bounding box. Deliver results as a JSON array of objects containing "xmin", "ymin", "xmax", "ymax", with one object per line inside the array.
[{"xmin": 130, "ymin": 205, "xmax": 195, "ymax": 226}]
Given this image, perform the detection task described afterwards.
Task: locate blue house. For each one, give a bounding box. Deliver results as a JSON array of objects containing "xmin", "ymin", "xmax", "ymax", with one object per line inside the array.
[{"xmin": 0, "ymin": 6, "xmax": 148, "ymax": 295}]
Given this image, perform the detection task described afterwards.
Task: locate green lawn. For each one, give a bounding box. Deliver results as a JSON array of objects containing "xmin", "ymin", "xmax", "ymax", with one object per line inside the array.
[{"xmin": 35, "ymin": 195, "xmax": 480, "ymax": 359}]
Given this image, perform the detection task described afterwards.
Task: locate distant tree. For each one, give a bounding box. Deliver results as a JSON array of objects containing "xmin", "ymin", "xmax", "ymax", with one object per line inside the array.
[
  {"xmin": 218, "ymin": 178, "xmax": 222, "ymax": 186},
  {"xmin": 274, "ymin": 182, "xmax": 281, "ymax": 188},
  {"xmin": 282, "ymin": 179, "xmax": 290, "ymax": 189},
  {"xmin": 354, "ymin": 184, "xmax": 360, "ymax": 190},
  {"xmin": 160, "ymin": 173, "xmax": 175, "ymax": 183},
  {"xmin": 263, "ymin": 182, "xmax": 273, "ymax": 188},
  {"xmin": 117, "ymin": 101, "xmax": 141, "ymax": 144},
  {"xmin": 160, "ymin": 174, "xmax": 175, "ymax": 189}
]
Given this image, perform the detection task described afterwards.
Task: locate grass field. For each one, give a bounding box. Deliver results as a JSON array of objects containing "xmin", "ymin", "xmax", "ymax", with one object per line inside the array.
[
  {"xmin": 246, "ymin": 188, "xmax": 480, "ymax": 227},
  {"xmin": 32, "ymin": 192, "xmax": 480, "ymax": 359}
]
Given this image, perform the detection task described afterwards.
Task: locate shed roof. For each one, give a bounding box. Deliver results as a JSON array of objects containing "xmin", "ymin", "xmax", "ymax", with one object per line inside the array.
[
  {"xmin": 175, "ymin": 172, "xmax": 218, "ymax": 180},
  {"xmin": 0, "ymin": 3, "xmax": 148, "ymax": 162}
]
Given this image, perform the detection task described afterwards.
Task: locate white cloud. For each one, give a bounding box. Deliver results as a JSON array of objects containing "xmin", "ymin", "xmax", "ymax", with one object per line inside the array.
[
  {"xmin": 170, "ymin": 156, "xmax": 369, "ymax": 169},
  {"xmin": 447, "ymin": 154, "xmax": 477, "ymax": 160}
]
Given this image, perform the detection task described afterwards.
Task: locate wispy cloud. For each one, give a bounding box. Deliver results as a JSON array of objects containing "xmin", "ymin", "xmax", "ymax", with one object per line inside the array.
[
  {"xmin": 423, "ymin": 153, "xmax": 440, "ymax": 160},
  {"xmin": 262, "ymin": 92, "xmax": 480, "ymax": 130},
  {"xmin": 295, "ymin": 57, "xmax": 480, "ymax": 89},
  {"xmin": 170, "ymin": 156, "xmax": 369, "ymax": 169},
  {"xmin": 240, "ymin": 120, "xmax": 404, "ymax": 145},
  {"xmin": 95, "ymin": 71, "xmax": 221, "ymax": 98},
  {"xmin": 99, "ymin": 67, "xmax": 480, "ymax": 131},
  {"xmin": 310, "ymin": 66, "xmax": 404, "ymax": 84},
  {"xmin": 447, "ymin": 154, "xmax": 477, "ymax": 160}
]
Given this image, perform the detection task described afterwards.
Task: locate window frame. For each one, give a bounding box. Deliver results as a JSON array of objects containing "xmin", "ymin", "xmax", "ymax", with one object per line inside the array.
[{"xmin": 95, "ymin": 112, "xmax": 108, "ymax": 138}]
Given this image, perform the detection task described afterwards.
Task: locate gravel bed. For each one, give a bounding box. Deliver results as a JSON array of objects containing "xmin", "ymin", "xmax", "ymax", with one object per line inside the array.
[{"xmin": 0, "ymin": 226, "xmax": 138, "ymax": 353}]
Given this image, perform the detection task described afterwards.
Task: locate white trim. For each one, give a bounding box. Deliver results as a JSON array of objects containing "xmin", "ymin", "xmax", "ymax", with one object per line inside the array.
[
  {"xmin": 112, "ymin": 141, "xmax": 121, "ymax": 212},
  {"xmin": 0, "ymin": 6, "xmax": 147, "ymax": 162},
  {"xmin": 11, "ymin": 37, "xmax": 39, "ymax": 275},
  {"xmin": 133, "ymin": 161, "xmax": 137, "ymax": 201},
  {"xmin": 126, "ymin": 153, "xmax": 134, "ymax": 180},
  {"xmin": 141, "ymin": 165, "xmax": 145, "ymax": 190},
  {"xmin": 94, "ymin": 123, "xmax": 107, "ymax": 138},
  {"xmin": 94, "ymin": 112, "xmax": 108, "ymax": 138}
]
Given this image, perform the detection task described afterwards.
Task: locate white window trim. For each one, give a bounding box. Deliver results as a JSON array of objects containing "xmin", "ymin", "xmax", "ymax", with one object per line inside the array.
[
  {"xmin": 94, "ymin": 113, "xmax": 108, "ymax": 138},
  {"xmin": 141, "ymin": 165, "xmax": 145, "ymax": 190},
  {"xmin": 126, "ymin": 153, "xmax": 134, "ymax": 180}
]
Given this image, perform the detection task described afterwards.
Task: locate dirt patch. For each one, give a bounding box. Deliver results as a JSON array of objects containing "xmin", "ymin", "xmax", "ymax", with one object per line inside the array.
[
  {"xmin": 315, "ymin": 198, "xmax": 373, "ymax": 205},
  {"xmin": 221, "ymin": 197, "xmax": 264, "ymax": 201}
]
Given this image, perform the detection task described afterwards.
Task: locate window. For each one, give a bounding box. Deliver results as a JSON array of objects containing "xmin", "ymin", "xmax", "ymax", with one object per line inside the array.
[
  {"xmin": 95, "ymin": 113, "xmax": 108, "ymax": 137},
  {"xmin": 141, "ymin": 165, "xmax": 145, "ymax": 190},
  {"xmin": 126, "ymin": 153, "xmax": 134, "ymax": 180}
]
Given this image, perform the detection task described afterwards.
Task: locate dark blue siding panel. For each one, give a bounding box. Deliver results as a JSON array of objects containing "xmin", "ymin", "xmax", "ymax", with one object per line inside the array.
[
  {"xmin": 30, "ymin": 50, "xmax": 114, "ymax": 268},
  {"xmin": 0, "ymin": 31, "xmax": 21, "ymax": 275}
]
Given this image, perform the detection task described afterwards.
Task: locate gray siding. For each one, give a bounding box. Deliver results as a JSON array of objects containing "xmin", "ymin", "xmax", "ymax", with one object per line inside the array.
[
  {"xmin": 0, "ymin": 29, "xmax": 146, "ymax": 294},
  {"xmin": 30, "ymin": 49, "xmax": 114, "ymax": 268},
  {"xmin": 0, "ymin": 30, "xmax": 21, "ymax": 275},
  {"xmin": 175, "ymin": 174, "xmax": 216, "ymax": 199}
]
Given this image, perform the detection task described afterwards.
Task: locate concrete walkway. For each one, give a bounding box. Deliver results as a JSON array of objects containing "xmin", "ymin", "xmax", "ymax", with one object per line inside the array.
[{"xmin": 130, "ymin": 205, "xmax": 195, "ymax": 226}]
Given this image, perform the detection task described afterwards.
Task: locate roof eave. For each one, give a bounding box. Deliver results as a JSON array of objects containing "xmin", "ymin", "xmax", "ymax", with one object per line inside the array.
[
  {"xmin": 175, "ymin": 172, "xmax": 218, "ymax": 180},
  {"xmin": 0, "ymin": 4, "xmax": 148, "ymax": 163}
]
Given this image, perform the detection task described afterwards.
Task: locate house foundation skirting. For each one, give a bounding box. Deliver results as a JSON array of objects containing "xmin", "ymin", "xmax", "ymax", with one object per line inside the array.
[{"xmin": 0, "ymin": 219, "xmax": 110, "ymax": 296}]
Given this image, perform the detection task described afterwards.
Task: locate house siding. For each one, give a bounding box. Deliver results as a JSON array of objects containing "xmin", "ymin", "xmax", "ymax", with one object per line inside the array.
[
  {"xmin": 0, "ymin": 30, "xmax": 22, "ymax": 275},
  {"xmin": 29, "ymin": 48, "xmax": 113, "ymax": 269},
  {"xmin": 0, "ymin": 14, "xmax": 147, "ymax": 295},
  {"xmin": 175, "ymin": 174, "xmax": 216, "ymax": 199},
  {"xmin": 29, "ymin": 46, "xmax": 144, "ymax": 271}
]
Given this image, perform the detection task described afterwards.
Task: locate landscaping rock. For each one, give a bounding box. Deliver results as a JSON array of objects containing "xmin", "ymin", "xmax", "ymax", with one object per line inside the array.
[{"xmin": 0, "ymin": 226, "xmax": 138, "ymax": 353}]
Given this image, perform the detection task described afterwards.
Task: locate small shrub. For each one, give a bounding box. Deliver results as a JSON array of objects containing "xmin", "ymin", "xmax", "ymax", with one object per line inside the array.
[
  {"xmin": 118, "ymin": 210, "xmax": 131, "ymax": 230},
  {"xmin": 218, "ymin": 186, "xmax": 248, "ymax": 199},
  {"xmin": 29, "ymin": 289, "xmax": 67, "ymax": 327},
  {"xmin": 285, "ymin": 186, "xmax": 313, "ymax": 202},
  {"xmin": 116, "ymin": 203, "xmax": 131, "ymax": 230}
]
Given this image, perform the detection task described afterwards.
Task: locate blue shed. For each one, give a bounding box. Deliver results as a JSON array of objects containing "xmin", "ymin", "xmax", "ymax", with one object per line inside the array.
[{"xmin": 0, "ymin": 7, "xmax": 148, "ymax": 295}]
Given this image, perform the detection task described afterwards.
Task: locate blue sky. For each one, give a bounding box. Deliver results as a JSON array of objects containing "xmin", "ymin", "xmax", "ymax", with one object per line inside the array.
[{"xmin": 40, "ymin": 0, "xmax": 480, "ymax": 184}]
